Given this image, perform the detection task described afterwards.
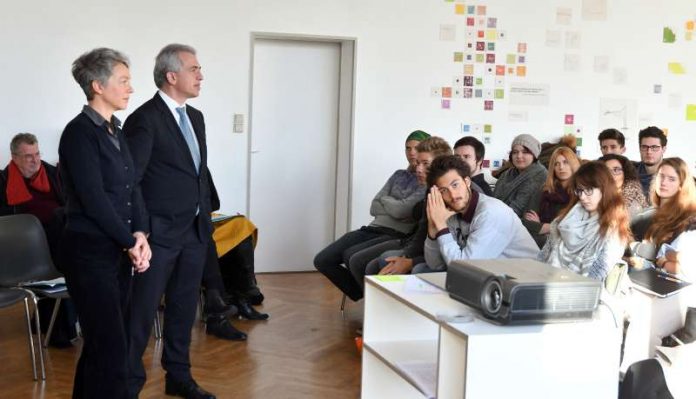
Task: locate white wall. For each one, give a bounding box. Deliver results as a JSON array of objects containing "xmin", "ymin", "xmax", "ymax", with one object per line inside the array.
[{"xmin": 1, "ymin": 0, "xmax": 694, "ymax": 230}]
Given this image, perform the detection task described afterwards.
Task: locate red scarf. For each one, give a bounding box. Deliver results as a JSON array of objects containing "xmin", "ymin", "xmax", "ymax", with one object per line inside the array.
[{"xmin": 5, "ymin": 161, "xmax": 50, "ymax": 205}]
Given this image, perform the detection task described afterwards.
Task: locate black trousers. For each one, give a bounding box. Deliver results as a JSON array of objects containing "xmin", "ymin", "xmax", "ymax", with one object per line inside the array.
[
  {"xmin": 126, "ymin": 224, "xmax": 207, "ymax": 396},
  {"xmin": 314, "ymin": 226, "xmax": 402, "ymax": 301},
  {"xmin": 62, "ymin": 230, "xmax": 131, "ymax": 399}
]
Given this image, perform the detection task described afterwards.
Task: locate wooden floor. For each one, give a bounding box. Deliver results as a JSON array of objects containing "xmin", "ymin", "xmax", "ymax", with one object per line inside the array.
[{"xmin": 0, "ymin": 272, "xmax": 363, "ymax": 399}]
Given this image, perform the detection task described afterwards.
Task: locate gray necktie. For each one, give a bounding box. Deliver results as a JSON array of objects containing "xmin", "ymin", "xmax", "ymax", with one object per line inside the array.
[{"xmin": 176, "ymin": 106, "xmax": 201, "ymax": 173}]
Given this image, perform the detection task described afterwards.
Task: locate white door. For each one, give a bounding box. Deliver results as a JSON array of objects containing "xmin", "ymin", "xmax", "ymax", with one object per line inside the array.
[{"xmin": 249, "ymin": 39, "xmax": 341, "ymax": 272}]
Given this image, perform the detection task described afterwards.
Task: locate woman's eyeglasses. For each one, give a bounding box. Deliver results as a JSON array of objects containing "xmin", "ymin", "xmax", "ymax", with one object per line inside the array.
[
  {"xmin": 573, "ymin": 187, "xmax": 596, "ymax": 197},
  {"xmin": 609, "ymin": 167, "xmax": 623, "ymax": 175}
]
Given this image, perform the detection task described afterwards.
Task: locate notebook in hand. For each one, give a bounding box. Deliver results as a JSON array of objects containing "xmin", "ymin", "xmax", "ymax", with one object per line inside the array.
[{"xmin": 629, "ymin": 268, "xmax": 692, "ymax": 298}]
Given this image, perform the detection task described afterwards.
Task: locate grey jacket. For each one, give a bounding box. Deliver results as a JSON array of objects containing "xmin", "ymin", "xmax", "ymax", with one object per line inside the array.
[{"xmin": 424, "ymin": 192, "xmax": 540, "ymax": 271}]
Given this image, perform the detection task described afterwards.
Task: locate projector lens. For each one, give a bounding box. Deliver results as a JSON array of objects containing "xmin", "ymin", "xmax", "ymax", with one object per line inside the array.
[{"xmin": 481, "ymin": 278, "xmax": 502, "ymax": 315}]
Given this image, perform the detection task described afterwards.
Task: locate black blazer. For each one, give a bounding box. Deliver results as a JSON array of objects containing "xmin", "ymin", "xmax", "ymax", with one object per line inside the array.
[{"xmin": 123, "ymin": 93, "xmax": 213, "ymax": 245}]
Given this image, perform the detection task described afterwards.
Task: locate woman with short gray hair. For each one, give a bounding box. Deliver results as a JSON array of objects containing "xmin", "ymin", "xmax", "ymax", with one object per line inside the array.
[{"xmin": 58, "ymin": 47, "xmax": 151, "ymax": 398}]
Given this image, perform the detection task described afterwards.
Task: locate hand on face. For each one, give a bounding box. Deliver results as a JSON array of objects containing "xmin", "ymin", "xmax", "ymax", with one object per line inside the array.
[{"xmin": 427, "ymin": 186, "xmax": 455, "ymax": 237}]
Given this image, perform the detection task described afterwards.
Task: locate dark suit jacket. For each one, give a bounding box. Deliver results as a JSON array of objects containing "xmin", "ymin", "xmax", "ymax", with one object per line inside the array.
[{"xmin": 123, "ymin": 92, "xmax": 213, "ymax": 246}]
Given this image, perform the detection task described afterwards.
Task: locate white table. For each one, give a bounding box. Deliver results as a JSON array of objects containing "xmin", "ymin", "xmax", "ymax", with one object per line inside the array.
[
  {"xmin": 361, "ymin": 274, "xmax": 622, "ymax": 399},
  {"xmin": 621, "ymin": 284, "xmax": 696, "ymax": 372}
]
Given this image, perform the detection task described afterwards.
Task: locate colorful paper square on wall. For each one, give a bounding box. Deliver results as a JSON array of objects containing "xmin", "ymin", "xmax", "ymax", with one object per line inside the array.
[
  {"xmin": 441, "ymin": 99, "xmax": 450, "ymax": 109},
  {"xmin": 484, "ymin": 100, "xmax": 494, "ymax": 110},
  {"xmin": 565, "ymin": 114, "xmax": 574, "ymax": 124},
  {"xmin": 455, "ymin": 4, "xmax": 465, "ymax": 14},
  {"xmin": 454, "ymin": 52, "xmax": 464, "ymax": 62},
  {"xmin": 516, "ymin": 66, "xmax": 527, "ymax": 77},
  {"xmin": 477, "ymin": 5, "xmax": 486, "ymax": 15},
  {"xmin": 442, "ymin": 87, "xmax": 452, "ymax": 98},
  {"xmin": 495, "ymin": 89, "xmax": 504, "ymax": 99},
  {"xmin": 518, "ymin": 43, "xmax": 527, "ymax": 53},
  {"xmin": 486, "ymin": 53, "xmax": 495, "ymax": 63}
]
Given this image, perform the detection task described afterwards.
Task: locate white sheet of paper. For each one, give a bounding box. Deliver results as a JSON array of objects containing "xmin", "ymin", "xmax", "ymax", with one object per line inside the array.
[
  {"xmin": 546, "ymin": 30, "xmax": 562, "ymax": 47},
  {"xmin": 439, "ymin": 24, "xmax": 456, "ymax": 41},
  {"xmin": 565, "ymin": 31, "xmax": 582, "ymax": 49},
  {"xmin": 599, "ymin": 98, "xmax": 637, "ymax": 134},
  {"xmin": 556, "ymin": 7, "xmax": 572, "ymax": 25},
  {"xmin": 564, "ymin": 53, "xmax": 581, "ymax": 72},
  {"xmin": 594, "ymin": 55, "xmax": 610, "ymax": 73},
  {"xmin": 508, "ymin": 109, "xmax": 529, "ymax": 122},
  {"xmin": 509, "ymin": 83, "xmax": 550, "ymax": 106},
  {"xmin": 582, "ymin": 0, "xmax": 607, "ymax": 21},
  {"xmin": 613, "ymin": 67, "xmax": 627, "ymax": 85},
  {"xmin": 403, "ymin": 275, "xmax": 443, "ymax": 294}
]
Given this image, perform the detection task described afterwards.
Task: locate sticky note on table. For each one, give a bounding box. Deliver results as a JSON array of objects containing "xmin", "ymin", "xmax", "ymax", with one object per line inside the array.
[{"xmin": 374, "ymin": 275, "xmax": 405, "ymax": 282}]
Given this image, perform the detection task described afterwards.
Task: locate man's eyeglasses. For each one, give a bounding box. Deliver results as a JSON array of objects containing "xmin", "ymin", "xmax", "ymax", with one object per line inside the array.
[
  {"xmin": 609, "ymin": 167, "xmax": 623, "ymax": 175},
  {"xmin": 640, "ymin": 145, "xmax": 662, "ymax": 153},
  {"xmin": 573, "ymin": 187, "xmax": 596, "ymax": 197}
]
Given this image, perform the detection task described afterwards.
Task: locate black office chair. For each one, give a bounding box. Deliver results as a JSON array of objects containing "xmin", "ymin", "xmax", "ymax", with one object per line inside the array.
[{"xmin": 0, "ymin": 214, "xmax": 70, "ymax": 379}]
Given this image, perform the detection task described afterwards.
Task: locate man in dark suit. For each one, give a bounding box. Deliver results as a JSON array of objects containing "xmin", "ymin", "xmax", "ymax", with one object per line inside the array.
[{"xmin": 123, "ymin": 43, "xmax": 216, "ymax": 399}]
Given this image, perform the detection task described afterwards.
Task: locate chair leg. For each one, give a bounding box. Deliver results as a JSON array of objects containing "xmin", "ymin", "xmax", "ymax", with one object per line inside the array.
[
  {"xmin": 23, "ymin": 297, "xmax": 38, "ymax": 381},
  {"xmin": 31, "ymin": 295, "xmax": 46, "ymax": 380},
  {"xmin": 153, "ymin": 311, "xmax": 162, "ymax": 340},
  {"xmin": 199, "ymin": 289, "xmax": 206, "ymax": 322},
  {"xmin": 340, "ymin": 294, "xmax": 347, "ymax": 319},
  {"xmin": 43, "ymin": 298, "xmax": 62, "ymax": 348}
]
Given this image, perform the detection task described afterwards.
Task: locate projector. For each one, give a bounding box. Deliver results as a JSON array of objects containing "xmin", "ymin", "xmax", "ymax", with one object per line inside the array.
[{"xmin": 446, "ymin": 258, "xmax": 601, "ymax": 325}]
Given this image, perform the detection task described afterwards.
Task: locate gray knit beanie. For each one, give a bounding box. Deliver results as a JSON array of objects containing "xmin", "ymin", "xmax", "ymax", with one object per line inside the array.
[{"xmin": 511, "ymin": 134, "xmax": 541, "ymax": 158}]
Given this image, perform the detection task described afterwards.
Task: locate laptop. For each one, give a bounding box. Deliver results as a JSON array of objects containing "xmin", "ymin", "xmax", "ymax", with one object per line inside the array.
[{"xmin": 629, "ymin": 268, "xmax": 692, "ymax": 298}]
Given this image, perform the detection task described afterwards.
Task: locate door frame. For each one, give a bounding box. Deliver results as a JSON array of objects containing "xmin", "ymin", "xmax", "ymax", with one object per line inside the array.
[{"xmin": 247, "ymin": 32, "xmax": 356, "ymax": 239}]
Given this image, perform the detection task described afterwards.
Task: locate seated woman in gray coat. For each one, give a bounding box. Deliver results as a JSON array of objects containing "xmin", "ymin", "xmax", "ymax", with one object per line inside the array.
[{"xmin": 493, "ymin": 134, "xmax": 548, "ymax": 217}]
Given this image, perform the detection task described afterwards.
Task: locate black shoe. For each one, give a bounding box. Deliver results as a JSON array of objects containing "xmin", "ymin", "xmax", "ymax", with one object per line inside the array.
[
  {"xmin": 165, "ymin": 376, "xmax": 216, "ymax": 399},
  {"xmin": 204, "ymin": 290, "xmax": 238, "ymax": 318},
  {"xmin": 237, "ymin": 300, "xmax": 269, "ymax": 320},
  {"xmin": 206, "ymin": 316, "xmax": 247, "ymax": 341},
  {"xmin": 249, "ymin": 292, "xmax": 265, "ymax": 306}
]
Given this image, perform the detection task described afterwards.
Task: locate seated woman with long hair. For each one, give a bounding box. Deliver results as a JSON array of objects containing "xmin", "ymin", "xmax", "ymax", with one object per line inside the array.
[
  {"xmin": 539, "ymin": 161, "xmax": 632, "ymax": 281},
  {"xmin": 523, "ymin": 146, "xmax": 580, "ymax": 248},
  {"xmin": 599, "ymin": 154, "xmax": 648, "ymax": 218},
  {"xmin": 643, "ymin": 157, "xmax": 696, "ymax": 282}
]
